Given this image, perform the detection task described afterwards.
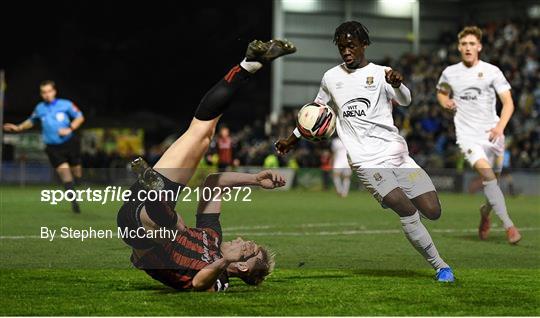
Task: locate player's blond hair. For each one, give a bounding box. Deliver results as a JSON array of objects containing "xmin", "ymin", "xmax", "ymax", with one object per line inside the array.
[
  {"xmin": 458, "ymin": 26, "xmax": 483, "ymax": 42},
  {"xmin": 241, "ymin": 246, "xmax": 276, "ymax": 286}
]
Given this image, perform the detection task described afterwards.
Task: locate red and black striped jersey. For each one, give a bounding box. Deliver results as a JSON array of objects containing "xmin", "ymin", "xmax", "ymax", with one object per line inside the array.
[{"xmin": 131, "ymin": 226, "xmax": 224, "ymax": 291}]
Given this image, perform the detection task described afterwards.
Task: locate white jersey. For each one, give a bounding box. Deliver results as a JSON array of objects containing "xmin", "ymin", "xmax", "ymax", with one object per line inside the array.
[
  {"xmin": 331, "ymin": 137, "xmax": 349, "ymax": 169},
  {"xmin": 437, "ymin": 61, "xmax": 511, "ymax": 142},
  {"xmin": 315, "ymin": 62, "xmax": 409, "ymax": 165}
]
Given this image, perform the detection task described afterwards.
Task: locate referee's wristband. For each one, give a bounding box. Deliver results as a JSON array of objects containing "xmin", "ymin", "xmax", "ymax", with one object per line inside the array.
[{"xmin": 293, "ymin": 128, "xmax": 301, "ymax": 139}]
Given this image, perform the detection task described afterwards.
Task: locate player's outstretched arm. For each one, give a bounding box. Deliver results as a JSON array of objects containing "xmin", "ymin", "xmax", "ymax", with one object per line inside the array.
[
  {"xmin": 3, "ymin": 119, "xmax": 33, "ymax": 133},
  {"xmin": 197, "ymin": 171, "xmax": 286, "ymax": 214},
  {"xmin": 275, "ymin": 130, "xmax": 300, "ymax": 155}
]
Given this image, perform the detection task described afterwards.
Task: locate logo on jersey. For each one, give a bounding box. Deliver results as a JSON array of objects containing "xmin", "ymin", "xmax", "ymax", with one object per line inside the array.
[
  {"xmin": 55, "ymin": 113, "xmax": 66, "ymax": 122},
  {"xmin": 336, "ymin": 81, "xmax": 344, "ymax": 89},
  {"xmin": 364, "ymin": 76, "xmax": 376, "ymax": 89},
  {"xmin": 478, "ymin": 72, "xmax": 483, "ymax": 78},
  {"xmin": 459, "ymin": 87, "xmax": 481, "ymax": 101},
  {"xmin": 342, "ymin": 97, "xmax": 371, "ymax": 118}
]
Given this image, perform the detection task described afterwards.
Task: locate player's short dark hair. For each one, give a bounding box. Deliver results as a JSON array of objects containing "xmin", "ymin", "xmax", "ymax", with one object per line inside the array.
[
  {"xmin": 458, "ymin": 26, "xmax": 482, "ymax": 42},
  {"xmin": 333, "ymin": 21, "xmax": 371, "ymax": 46},
  {"xmin": 40, "ymin": 80, "xmax": 56, "ymax": 90},
  {"xmin": 239, "ymin": 246, "xmax": 275, "ymax": 286}
]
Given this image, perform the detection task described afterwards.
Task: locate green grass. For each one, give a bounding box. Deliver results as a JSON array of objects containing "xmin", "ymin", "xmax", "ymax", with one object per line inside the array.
[{"xmin": 1, "ymin": 186, "xmax": 539, "ymax": 315}]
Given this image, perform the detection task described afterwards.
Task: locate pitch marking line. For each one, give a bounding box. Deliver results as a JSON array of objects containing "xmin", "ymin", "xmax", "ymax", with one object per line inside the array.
[
  {"xmin": 0, "ymin": 227, "xmax": 539, "ymax": 239},
  {"xmin": 229, "ymin": 227, "xmax": 540, "ymax": 237},
  {"xmin": 224, "ymin": 222, "xmax": 361, "ymax": 231}
]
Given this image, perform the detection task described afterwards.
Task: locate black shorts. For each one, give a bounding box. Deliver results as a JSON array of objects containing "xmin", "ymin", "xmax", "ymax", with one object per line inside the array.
[
  {"xmin": 116, "ymin": 172, "xmax": 184, "ymax": 250},
  {"xmin": 44, "ymin": 136, "xmax": 82, "ymax": 168}
]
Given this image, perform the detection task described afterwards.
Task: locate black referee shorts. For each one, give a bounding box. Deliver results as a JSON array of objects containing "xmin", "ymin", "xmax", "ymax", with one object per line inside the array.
[{"xmin": 44, "ymin": 136, "xmax": 82, "ymax": 168}]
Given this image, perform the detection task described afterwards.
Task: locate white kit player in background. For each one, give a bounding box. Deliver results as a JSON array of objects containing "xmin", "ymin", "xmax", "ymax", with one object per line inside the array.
[
  {"xmin": 330, "ymin": 137, "xmax": 352, "ymax": 198},
  {"xmin": 437, "ymin": 26, "xmax": 521, "ymax": 244},
  {"xmin": 276, "ymin": 21, "xmax": 454, "ymax": 282}
]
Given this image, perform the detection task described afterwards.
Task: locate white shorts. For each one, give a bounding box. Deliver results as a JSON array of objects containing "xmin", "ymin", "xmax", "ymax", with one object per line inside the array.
[
  {"xmin": 352, "ymin": 155, "xmax": 436, "ymax": 203},
  {"xmin": 457, "ymin": 136, "xmax": 505, "ymax": 173}
]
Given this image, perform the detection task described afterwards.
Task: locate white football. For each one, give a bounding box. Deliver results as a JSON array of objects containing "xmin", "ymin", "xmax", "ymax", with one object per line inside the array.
[{"xmin": 296, "ymin": 102, "xmax": 336, "ymax": 142}]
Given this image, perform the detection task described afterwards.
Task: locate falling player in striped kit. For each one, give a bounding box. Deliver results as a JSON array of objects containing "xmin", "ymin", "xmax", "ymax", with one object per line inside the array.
[
  {"xmin": 330, "ymin": 137, "xmax": 352, "ymax": 198},
  {"xmin": 117, "ymin": 39, "xmax": 295, "ymax": 291},
  {"xmin": 276, "ymin": 21, "xmax": 454, "ymax": 282},
  {"xmin": 436, "ymin": 26, "xmax": 521, "ymax": 244}
]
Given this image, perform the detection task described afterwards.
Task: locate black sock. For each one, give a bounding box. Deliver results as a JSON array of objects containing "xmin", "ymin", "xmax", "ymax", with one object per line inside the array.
[
  {"xmin": 194, "ymin": 65, "xmax": 252, "ymax": 121},
  {"xmin": 144, "ymin": 200, "xmax": 179, "ymax": 229},
  {"xmin": 63, "ymin": 181, "xmax": 81, "ymax": 212},
  {"xmin": 63, "ymin": 181, "xmax": 75, "ymax": 191}
]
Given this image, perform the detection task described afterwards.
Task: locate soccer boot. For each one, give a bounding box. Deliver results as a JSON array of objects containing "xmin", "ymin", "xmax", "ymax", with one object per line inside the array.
[
  {"xmin": 435, "ymin": 267, "xmax": 455, "ymax": 283},
  {"xmin": 478, "ymin": 204, "xmax": 491, "ymax": 240},
  {"xmin": 130, "ymin": 157, "xmax": 165, "ymax": 191},
  {"xmin": 71, "ymin": 201, "xmax": 81, "ymax": 214},
  {"xmin": 245, "ymin": 39, "xmax": 296, "ymax": 63},
  {"xmin": 506, "ymin": 226, "xmax": 522, "ymax": 244}
]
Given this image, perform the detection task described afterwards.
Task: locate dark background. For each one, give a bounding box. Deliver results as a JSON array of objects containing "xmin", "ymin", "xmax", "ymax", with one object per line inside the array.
[{"xmin": 1, "ymin": 1, "xmax": 273, "ymax": 137}]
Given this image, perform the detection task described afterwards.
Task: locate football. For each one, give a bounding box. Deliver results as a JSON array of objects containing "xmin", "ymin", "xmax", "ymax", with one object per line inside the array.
[{"xmin": 296, "ymin": 102, "xmax": 336, "ymax": 142}]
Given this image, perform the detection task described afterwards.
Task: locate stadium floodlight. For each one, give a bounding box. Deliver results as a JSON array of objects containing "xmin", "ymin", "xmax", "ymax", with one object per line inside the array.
[
  {"xmin": 282, "ymin": 0, "xmax": 320, "ymax": 13},
  {"xmin": 377, "ymin": 0, "xmax": 416, "ymax": 18},
  {"xmin": 528, "ymin": 4, "xmax": 540, "ymax": 18}
]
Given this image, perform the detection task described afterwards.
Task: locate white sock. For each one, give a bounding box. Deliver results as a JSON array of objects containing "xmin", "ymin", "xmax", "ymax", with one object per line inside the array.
[
  {"xmin": 483, "ymin": 179, "xmax": 514, "ymax": 229},
  {"xmin": 240, "ymin": 58, "xmax": 262, "ymax": 73},
  {"xmin": 400, "ymin": 212, "xmax": 448, "ymax": 271},
  {"xmin": 333, "ymin": 175, "xmax": 343, "ymax": 195},
  {"xmin": 342, "ymin": 177, "xmax": 350, "ymax": 196}
]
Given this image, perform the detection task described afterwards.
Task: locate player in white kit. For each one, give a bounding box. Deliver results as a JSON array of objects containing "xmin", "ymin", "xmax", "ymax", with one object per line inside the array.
[
  {"xmin": 331, "ymin": 137, "xmax": 352, "ymax": 197},
  {"xmin": 436, "ymin": 26, "xmax": 521, "ymax": 244},
  {"xmin": 276, "ymin": 21, "xmax": 454, "ymax": 282}
]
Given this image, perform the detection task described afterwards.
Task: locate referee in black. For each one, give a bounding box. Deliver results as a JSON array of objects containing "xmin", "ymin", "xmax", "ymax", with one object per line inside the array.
[{"xmin": 4, "ymin": 80, "xmax": 85, "ymax": 213}]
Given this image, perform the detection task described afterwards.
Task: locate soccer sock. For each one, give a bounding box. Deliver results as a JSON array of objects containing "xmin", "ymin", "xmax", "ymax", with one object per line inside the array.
[
  {"xmin": 400, "ymin": 212, "xmax": 448, "ymax": 271},
  {"xmin": 144, "ymin": 200, "xmax": 179, "ymax": 229},
  {"xmin": 333, "ymin": 175, "xmax": 343, "ymax": 195},
  {"xmin": 63, "ymin": 181, "xmax": 75, "ymax": 192},
  {"xmin": 482, "ymin": 179, "xmax": 514, "ymax": 229},
  {"xmin": 342, "ymin": 177, "xmax": 351, "ymax": 196},
  {"xmin": 194, "ymin": 62, "xmax": 256, "ymax": 121},
  {"xmin": 63, "ymin": 181, "xmax": 80, "ymax": 212},
  {"xmin": 240, "ymin": 58, "xmax": 262, "ymax": 74}
]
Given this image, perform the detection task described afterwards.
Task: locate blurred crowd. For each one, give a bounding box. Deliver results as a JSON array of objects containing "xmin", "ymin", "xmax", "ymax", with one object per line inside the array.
[{"xmin": 201, "ymin": 19, "xmax": 540, "ymax": 171}]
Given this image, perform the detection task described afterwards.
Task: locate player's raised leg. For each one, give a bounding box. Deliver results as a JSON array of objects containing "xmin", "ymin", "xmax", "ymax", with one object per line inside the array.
[
  {"xmin": 152, "ymin": 39, "xmax": 296, "ymax": 186},
  {"xmin": 131, "ymin": 39, "xmax": 295, "ymax": 235},
  {"xmin": 381, "ymin": 188, "xmax": 454, "ymax": 282},
  {"xmin": 474, "ymin": 158, "xmax": 520, "ymax": 244}
]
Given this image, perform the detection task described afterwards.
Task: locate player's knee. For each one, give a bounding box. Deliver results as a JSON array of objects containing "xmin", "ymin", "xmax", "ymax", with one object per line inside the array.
[
  {"xmin": 188, "ymin": 119, "xmax": 216, "ymax": 143},
  {"xmin": 419, "ymin": 203, "xmax": 441, "ymax": 220}
]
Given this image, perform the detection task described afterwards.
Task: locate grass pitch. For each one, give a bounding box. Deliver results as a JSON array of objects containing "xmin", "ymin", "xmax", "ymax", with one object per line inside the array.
[{"xmin": 1, "ymin": 185, "xmax": 539, "ymax": 315}]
